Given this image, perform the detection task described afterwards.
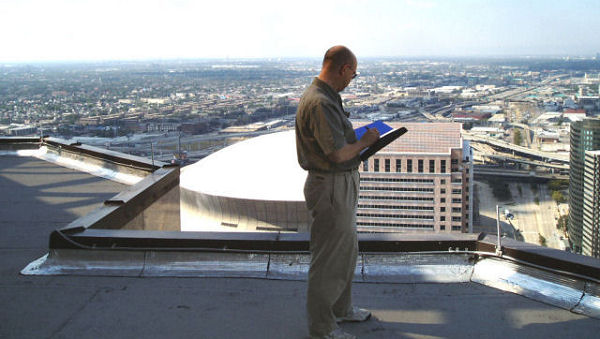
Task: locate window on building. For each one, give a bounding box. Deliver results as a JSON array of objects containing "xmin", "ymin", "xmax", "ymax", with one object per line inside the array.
[
  {"xmin": 451, "ymin": 159, "xmax": 459, "ymax": 172},
  {"xmin": 440, "ymin": 225, "xmax": 446, "ymax": 230},
  {"xmin": 395, "ymin": 159, "xmax": 401, "ymax": 172},
  {"xmin": 452, "ymin": 198, "xmax": 462, "ymax": 203},
  {"xmin": 452, "ymin": 225, "xmax": 462, "ymax": 231},
  {"xmin": 441, "ymin": 179, "xmax": 446, "ymax": 184},
  {"xmin": 363, "ymin": 160, "xmax": 368, "ymax": 172},
  {"xmin": 429, "ymin": 159, "xmax": 435, "ymax": 173},
  {"xmin": 374, "ymin": 159, "xmax": 379, "ymax": 172},
  {"xmin": 440, "ymin": 207, "xmax": 446, "ymax": 212},
  {"xmin": 440, "ymin": 216, "xmax": 446, "ymax": 221},
  {"xmin": 452, "ymin": 189, "xmax": 462, "ymax": 194},
  {"xmin": 441, "ymin": 160, "xmax": 446, "ymax": 173},
  {"xmin": 418, "ymin": 159, "xmax": 424, "ymax": 173},
  {"xmin": 440, "ymin": 198, "xmax": 446, "ymax": 203},
  {"xmin": 385, "ymin": 159, "xmax": 390, "ymax": 172},
  {"xmin": 452, "ymin": 207, "xmax": 462, "ymax": 213},
  {"xmin": 452, "ymin": 216, "xmax": 461, "ymax": 222},
  {"xmin": 407, "ymin": 159, "xmax": 413, "ymax": 173},
  {"xmin": 441, "ymin": 188, "xmax": 446, "ymax": 194}
]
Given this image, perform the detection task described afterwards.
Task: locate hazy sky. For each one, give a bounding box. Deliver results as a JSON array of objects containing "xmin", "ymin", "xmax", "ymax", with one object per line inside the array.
[{"xmin": 1, "ymin": 0, "xmax": 599, "ymax": 62}]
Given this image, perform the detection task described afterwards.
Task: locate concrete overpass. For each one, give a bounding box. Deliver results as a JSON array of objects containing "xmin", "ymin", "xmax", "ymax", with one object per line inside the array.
[
  {"xmin": 473, "ymin": 151, "xmax": 569, "ymax": 171},
  {"xmin": 474, "ymin": 166, "xmax": 569, "ymax": 180},
  {"xmin": 464, "ymin": 132, "xmax": 569, "ymax": 164}
]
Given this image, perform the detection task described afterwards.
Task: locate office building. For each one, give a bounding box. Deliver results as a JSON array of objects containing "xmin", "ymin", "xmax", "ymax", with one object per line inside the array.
[
  {"xmin": 356, "ymin": 122, "xmax": 473, "ymax": 233},
  {"xmin": 568, "ymin": 118, "xmax": 600, "ymax": 253},
  {"xmin": 583, "ymin": 150, "xmax": 600, "ymax": 257}
]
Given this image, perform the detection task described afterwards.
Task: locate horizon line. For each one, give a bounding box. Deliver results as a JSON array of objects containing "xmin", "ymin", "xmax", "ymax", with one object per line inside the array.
[{"xmin": 2, "ymin": 54, "xmax": 599, "ymax": 65}]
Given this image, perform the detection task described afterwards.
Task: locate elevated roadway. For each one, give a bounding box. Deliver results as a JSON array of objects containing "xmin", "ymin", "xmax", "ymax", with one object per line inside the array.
[
  {"xmin": 474, "ymin": 166, "xmax": 569, "ymax": 180},
  {"xmin": 464, "ymin": 132, "xmax": 569, "ymax": 164},
  {"xmin": 473, "ymin": 150, "xmax": 569, "ymax": 171}
]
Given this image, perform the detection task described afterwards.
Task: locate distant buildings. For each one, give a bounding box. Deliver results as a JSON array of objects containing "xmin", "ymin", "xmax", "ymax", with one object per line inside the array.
[{"xmin": 568, "ymin": 118, "xmax": 600, "ymax": 254}]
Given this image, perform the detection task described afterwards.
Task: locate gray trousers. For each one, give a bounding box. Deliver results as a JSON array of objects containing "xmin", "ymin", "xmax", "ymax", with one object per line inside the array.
[{"xmin": 304, "ymin": 170, "xmax": 359, "ymax": 337}]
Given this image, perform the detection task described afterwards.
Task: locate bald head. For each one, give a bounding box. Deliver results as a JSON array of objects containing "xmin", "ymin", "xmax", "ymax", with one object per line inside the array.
[
  {"xmin": 322, "ymin": 45, "xmax": 356, "ymax": 71},
  {"xmin": 318, "ymin": 45, "xmax": 357, "ymax": 92}
]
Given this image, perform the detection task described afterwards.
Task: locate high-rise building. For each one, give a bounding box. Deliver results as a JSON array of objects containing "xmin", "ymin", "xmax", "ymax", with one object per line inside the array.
[
  {"xmin": 356, "ymin": 122, "xmax": 473, "ymax": 233},
  {"xmin": 568, "ymin": 118, "xmax": 600, "ymax": 253},
  {"xmin": 582, "ymin": 150, "xmax": 600, "ymax": 257}
]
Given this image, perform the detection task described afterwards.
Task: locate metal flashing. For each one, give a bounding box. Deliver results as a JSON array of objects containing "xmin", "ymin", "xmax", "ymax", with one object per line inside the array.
[{"xmin": 472, "ymin": 257, "xmax": 585, "ymax": 312}]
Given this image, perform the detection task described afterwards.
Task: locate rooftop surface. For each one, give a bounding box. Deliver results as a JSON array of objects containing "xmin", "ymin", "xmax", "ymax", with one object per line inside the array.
[
  {"xmin": 354, "ymin": 122, "xmax": 463, "ymax": 154},
  {"xmin": 2, "ymin": 155, "xmax": 600, "ymax": 338}
]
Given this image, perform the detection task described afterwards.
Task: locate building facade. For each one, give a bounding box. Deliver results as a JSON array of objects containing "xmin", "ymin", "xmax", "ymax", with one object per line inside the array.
[
  {"xmin": 582, "ymin": 150, "xmax": 600, "ymax": 257},
  {"xmin": 356, "ymin": 122, "xmax": 473, "ymax": 233},
  {"xmin": 568, "ymin": 118, "xmax": 600, "ymax": 253}
]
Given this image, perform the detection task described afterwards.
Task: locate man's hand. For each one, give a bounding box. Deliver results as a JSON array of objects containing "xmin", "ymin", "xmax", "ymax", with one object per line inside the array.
[
  {"xmin": 361, "ymin": 128, "xmax": 380, "ymax": 147},
  {"xmin": 327, "ymin": 128, "xmax": 381, "ymax": 164}
]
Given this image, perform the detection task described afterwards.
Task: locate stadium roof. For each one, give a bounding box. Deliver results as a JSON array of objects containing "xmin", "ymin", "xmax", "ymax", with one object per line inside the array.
[{"xmin": 180, "ymin": 130, "xmax": 306, "ymax": 201}]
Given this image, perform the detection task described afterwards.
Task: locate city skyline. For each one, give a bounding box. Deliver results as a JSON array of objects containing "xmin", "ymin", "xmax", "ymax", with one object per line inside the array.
[{"xmin": 1, "ymin": 0, "xmax": 600, "ymax": 63}]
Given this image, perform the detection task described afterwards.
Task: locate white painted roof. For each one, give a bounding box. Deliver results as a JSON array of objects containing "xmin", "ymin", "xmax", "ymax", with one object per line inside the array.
[{"xmin": 180, "ymin": 130, "xmax": 306, "ymax": 201}]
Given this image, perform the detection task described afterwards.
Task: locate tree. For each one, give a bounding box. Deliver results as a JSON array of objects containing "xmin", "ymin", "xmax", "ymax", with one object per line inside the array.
[
  {"xmin": 539, "ymin": 234, "xmax": 547, "ymax": 247},
  {"xmin": 556, "ymin": 215, "xmax": 568, "ymax": 231},
  {"xmin": 513, "ymin": 129, "xmax": 523, "ymax": 145},
  {"xmin": 548, "ymin": 179, "xmax": 569, "ymax": 191},
  {"xmin": 551, "ymin": 191, "xmax": 566, "ymax": 204}
]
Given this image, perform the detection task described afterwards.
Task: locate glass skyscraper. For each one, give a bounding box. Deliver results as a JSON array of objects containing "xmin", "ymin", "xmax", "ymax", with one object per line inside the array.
[{"xmin": 568, "ymin": 118, "xmax": 600, "ymax": 253}]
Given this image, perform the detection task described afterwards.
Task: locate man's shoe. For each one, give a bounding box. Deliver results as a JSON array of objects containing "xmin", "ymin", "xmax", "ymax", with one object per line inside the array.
[
  {"xmin": 336, "ymin": 306, "xmax": 372, "ymax": 323},
  {"xmin": 323, "ymin": 328, "xmax": 356, "ymax": 339}
]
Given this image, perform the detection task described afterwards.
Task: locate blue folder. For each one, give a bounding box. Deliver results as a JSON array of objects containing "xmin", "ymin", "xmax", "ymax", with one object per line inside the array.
[
  {"xmin": 354, "ymin": 120, "xmax": 408, "ymax": 160},
  {"xmin": 354, "ymin": 120, "xmax": 393, "ymax": 140}
]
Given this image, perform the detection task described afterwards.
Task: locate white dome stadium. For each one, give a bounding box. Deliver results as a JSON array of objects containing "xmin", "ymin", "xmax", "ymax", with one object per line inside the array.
[{"xmin": 180, "ymin": 130, "xmax": 310, "ymax": 232}]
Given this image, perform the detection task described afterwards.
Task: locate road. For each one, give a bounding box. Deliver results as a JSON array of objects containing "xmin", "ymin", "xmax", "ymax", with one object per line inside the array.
[
  {"xmin": 473, "ymin": 180, "xmax": 565, "ymax": 250},
  {"xmin": 507, "ymin": 182, "xmax": 562, "ymax": 249}
]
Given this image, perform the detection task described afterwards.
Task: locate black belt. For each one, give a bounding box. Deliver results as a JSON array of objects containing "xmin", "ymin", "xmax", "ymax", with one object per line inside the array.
[{"xmin": 308, "ymin": 168, "xmax": 358, "ymax": 175}]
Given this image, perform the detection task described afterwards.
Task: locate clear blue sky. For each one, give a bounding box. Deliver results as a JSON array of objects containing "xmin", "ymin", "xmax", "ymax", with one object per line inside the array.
[{"xmin": 1, "ymin": 0, "xmax": 599, "ymax": 62}]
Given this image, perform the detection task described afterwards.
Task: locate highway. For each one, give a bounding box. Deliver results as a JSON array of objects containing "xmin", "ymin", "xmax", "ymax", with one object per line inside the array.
[
  {"xmin": 474, "ymin": 151, "xmax": 568, "ymax": 170},
  {"xmin": 464, "ymin": 132, "xmax": 569, "ymax": 163},
  {"xmin": 474, "ymin": 166, "xmax": 568, "ymax": 180}
]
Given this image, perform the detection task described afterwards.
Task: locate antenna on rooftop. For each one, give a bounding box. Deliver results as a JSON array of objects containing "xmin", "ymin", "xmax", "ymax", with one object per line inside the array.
[
  {"xmin": 150, "ymin": 142, "xmax": 155, "ymax": 166},
  {"xmin": 495, "ymin": 205, "xmax": 503, "ymax": 256}
]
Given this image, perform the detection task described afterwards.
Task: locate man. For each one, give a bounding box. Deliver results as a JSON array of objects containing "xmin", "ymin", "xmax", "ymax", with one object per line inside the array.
[{"xmin": 295, "ymin": 46, "xmax": 380, "ymax": 339}]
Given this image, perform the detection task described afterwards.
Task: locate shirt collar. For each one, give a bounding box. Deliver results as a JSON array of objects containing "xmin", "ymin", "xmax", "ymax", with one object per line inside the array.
[
  {"xmin": 312, "ymin": 77, "xmax": 346, "ymax": 115},
  {"xmin": 313, "ymin": 77, "xmax": 340, "ymax": 100}
]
